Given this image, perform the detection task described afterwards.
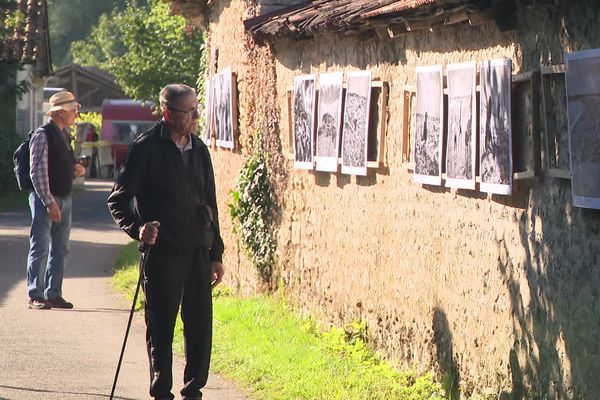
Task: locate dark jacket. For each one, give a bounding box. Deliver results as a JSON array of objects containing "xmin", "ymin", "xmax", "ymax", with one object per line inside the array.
[
  {"xmin": 107, "ymin": 121, "xmax": 224, "ymax": 262},
  {"xmin": 39, "ymin": 121, "xmax": 75, "ymax": 196}
]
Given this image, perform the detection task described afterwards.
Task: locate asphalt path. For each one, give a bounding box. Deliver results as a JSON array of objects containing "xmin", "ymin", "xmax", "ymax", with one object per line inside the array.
[{"xmin": 0, "ymin": 180, "xmax": 246, "ymax": 400}]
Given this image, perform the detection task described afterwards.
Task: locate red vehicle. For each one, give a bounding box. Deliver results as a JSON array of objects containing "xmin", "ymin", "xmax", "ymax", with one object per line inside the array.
[{"xmin": 101, "ymin": 99, "xmax": 158, "ymax": 168}]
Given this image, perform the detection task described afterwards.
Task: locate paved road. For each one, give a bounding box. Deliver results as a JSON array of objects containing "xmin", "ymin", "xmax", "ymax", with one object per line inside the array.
[{"xmin": 0, "ymin": 180, "xmax": 246, "ymax": 400}]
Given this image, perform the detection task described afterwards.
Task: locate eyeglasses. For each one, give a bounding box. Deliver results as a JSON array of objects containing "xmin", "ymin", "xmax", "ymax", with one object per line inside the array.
[{"xmin": 167, "ymin": 105, "xmax": 199, "ymax": 118}]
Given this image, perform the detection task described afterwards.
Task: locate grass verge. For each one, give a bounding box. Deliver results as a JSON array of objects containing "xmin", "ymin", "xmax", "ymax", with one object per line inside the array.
[{"xmin": 112, "ymin": 242, "xmax": 445, "ymax": 400}]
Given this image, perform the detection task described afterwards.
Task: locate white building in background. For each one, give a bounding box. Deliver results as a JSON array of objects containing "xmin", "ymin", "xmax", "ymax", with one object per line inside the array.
[{"xmin": 15, "ymin": 65, "xmax": 49, "ymax": 135}]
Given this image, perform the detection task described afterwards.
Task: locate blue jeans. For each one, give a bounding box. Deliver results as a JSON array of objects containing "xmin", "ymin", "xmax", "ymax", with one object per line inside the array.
[{"xmin": 26, "ymin": 192, "xmax": 72, "ymax": 300}]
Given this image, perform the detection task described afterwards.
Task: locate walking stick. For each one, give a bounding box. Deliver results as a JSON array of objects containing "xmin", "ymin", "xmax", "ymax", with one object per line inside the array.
[{"xmin": 109, "ymin": 243, "xmax": 150, "ymax": 400}]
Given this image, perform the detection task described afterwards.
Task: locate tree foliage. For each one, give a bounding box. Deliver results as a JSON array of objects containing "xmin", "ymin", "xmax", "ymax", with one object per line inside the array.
[
  {"xmin": 70, "ymin": 12, "xmax": 124, "ymax": 70},
  {"xmin": 71, "ymin": 0, "xmax": 204, "ymax": 104},
  {"xmin": 47, "ymin": 0, "xmax": 128, "ymax": 68},
  {"xmin": 0, "ymin": 0, "xmax": 33, "ymax": 192}
]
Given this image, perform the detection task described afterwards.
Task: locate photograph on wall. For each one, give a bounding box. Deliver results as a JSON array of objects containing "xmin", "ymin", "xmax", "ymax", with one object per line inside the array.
[
  {"xmin": 446, "ymin": 62, "xmax": 477, "ymax": 189},
  {"xmin": 565, "ymin": 48, "xmax": 600, "ymax": 209},
  {"xmin": 479, "ymin": 58, "xmax": 512, "ymax": 195},
  {"xmin": 215, "ymin": 67, "xmax": 235, "ymax": 149},
  {"xmin": 203, "ymin": 77, "xmax": 213, "ymax": 144},
  {"xmin": 315, "ymin": 72, "xmax": 344, "ymax": 172},
  {"xmin": 341, "ymin": 70, "xmax": 372, "ymax": 176},
  {"xmin": 213, "ymin": 73, "xmax": 224, "ymax": 146},
  {"xmin": 414, "ymin": 65, "xmax": 443, "ymax": 186},
  {"xmin": 293, "ymin": 74, "xmax": 317, "ymax": 169}
]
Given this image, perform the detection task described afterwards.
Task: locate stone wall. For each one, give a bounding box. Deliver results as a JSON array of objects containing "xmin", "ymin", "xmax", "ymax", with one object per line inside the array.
[{"xmin": 204, "ymin": 1, "xmax": 600, "ymax": 398}]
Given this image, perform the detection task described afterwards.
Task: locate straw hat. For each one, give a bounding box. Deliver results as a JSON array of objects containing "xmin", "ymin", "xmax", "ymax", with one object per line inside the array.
[{"xmin": 48, "ymin": 91, "xmax": 81, "ymax": 113}]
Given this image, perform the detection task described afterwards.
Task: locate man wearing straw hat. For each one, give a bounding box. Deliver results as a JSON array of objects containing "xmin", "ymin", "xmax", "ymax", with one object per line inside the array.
[{"xmin": 26, "ymin": 91, "xmax": 86, "ymax": 310}]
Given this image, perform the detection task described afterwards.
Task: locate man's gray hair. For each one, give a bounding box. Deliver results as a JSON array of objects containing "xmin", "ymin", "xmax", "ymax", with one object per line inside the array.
[{"xmin": 159, "ymin": 84, "xmax": 196, "ymax": 110}]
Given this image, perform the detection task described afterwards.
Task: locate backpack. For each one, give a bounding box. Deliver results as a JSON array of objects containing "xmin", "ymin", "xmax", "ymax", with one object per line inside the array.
[{"xmin": 13, "ymin": 130, "xmax": 35, "ymax": 191}]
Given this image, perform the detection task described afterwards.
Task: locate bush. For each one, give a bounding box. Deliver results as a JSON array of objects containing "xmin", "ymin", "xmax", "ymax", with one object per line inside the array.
[{"xmin": 0, "ymin": 127, "xmax": 22, "ymax": 193}]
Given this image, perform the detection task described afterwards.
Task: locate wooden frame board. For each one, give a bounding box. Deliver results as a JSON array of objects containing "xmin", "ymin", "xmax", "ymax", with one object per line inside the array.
[
  {"xmin": 402, "ymin": 84, "xmax": 416, "ymax": 169},
  {"xmin": 541, "ymin": 64, "xmax": 570, "ymax": 179},
  {"xmin": 367, "ymin": 80, "xmax": 389, "ymax": 168},
  {"xmin": 511, "ymin": 70, "xmax": 542, "ymax": 180}
]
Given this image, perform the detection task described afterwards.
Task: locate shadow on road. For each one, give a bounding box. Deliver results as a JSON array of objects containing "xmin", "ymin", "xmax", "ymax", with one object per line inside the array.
[
  {"xmin": 0, "ymin": 384, "xmax": 137, "ymax": 400},
  {"xmin": 0, "ymin": 180, "xmax": 129, "ymax": 306}
]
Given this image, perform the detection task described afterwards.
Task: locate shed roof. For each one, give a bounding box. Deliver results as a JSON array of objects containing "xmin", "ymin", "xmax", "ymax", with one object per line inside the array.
[
  {"xmin": 1, "ymin": 0, "xmax": 52, "ymax": 75},
  {"xmin": 244, "ymin": 0, "xmax": 517, "ymax": 42},
  {"xmin": 46, "ymin": 64, "xmax": 127, "ymax": 112}
]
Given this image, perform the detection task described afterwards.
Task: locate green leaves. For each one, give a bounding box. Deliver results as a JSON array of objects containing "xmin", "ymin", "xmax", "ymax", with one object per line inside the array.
[
  {"xmin": 77, "ymin": 112, "xmax": 102, "ymax": 133},
  {"xmin": 70, "ymin": 0, "xmax": 204, "ymax": 104},
  {"xmin": 229, "ymin": 151, "xmax": 276, "ymax": 283},
  {"xmin": 111, "ymin": 0, "xmax": 203, "ymax": 103},
  {"xmin": 210, "ymin": 293, "xmax": 446, "ymax": 400},
  {"xmin": 48, "ymin": 0, "xmax": 124, "ymax": 67}
]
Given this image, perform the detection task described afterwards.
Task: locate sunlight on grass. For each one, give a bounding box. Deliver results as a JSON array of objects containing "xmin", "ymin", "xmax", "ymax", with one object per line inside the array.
[
  {"xmin": 209, "ymin": 292, "xmax": 444, "ymax": 400},
  {"xmin": 111, "ymin": 243, "xmax": 444, "ymax": 400},
  {"xmin": 112, "ymin": 241, "xmax": 145, "ymax": 309}
]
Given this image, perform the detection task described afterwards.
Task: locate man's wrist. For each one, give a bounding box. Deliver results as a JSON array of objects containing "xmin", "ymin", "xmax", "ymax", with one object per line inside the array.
[{"xmin": 43, "ymin": 197, "xmax": 56, "ymax": 207}]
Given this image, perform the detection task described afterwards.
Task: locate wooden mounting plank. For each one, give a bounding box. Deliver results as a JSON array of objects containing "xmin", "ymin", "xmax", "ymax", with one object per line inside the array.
[
  {"xmin": 513, "ymin": 170, "xmax": 537, "ymax": 180},
  {"xmin": 540, "ymin": 64, "xmax": 567, "ymax": 173},
  {"xmin": 547, "ymin": 168, "xmax": 571, "ymax": 179},
  {"xmin": 402, "ymin": 88, "xmax": 415, "ymax": 164},
  {"xmin": 512, "ymin": 71, "xmax": 536, "ymax": 83},
  {"xmin": 541, "ymin": 64, "xmax": 565, "ymax": 75}
]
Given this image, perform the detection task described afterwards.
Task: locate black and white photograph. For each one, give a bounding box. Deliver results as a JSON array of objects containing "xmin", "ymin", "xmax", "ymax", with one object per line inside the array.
[
  {"xmin": 341, "ymin": 70, "xmax": 371, "ymax": 176},
  {"xmin": 414, "ymin": 65, "xmax": 443, "ymax": 186},
  {"xmin": 213, "ymin": 73, "xmax": 224, "ymax": 146},
  {"xmin": 316, "ymin": 72, "xmax": 344, "ymax": 172},
  {"xmin": 479, "ymin": 58, "xmax": 512, "ymax": 195},
  {"xmin": 293, "ymin": 74, "xmax": 317, "ymax": 169},
  {"xmin": 203, "ymin": 77, "xmax": 213, "ymax": 144},
  {"xmin": 565, "ymin": 48, "xmax": 600, "ymax": 209},
  {"xmin": 216, "ymin": 67, "xmax": 235, "ymax": 149},
  {"xmin": 446, "ymin": 62, "xmax": 477, "ymax": 190}
]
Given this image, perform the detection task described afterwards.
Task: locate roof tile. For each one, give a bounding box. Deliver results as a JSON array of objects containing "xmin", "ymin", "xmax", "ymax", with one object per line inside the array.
[{"xmin": 1, "ymin": 0, "xmax": 51, "ymax": 74}]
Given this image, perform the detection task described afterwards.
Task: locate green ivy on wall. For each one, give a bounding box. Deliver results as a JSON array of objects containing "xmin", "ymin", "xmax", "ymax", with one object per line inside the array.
[
  {"xmin": 195, "ymin": 32, "xmax": 208, "ymax": 134},
  {"xmin": 228, "ymin": 149, "xmax": 276, "ymax": 283}
]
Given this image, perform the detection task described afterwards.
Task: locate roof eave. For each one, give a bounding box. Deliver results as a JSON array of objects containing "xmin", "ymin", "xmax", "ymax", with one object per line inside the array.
[{"xmin": 244, "ymin": 0, "xmax": 518, "ymax": 43}]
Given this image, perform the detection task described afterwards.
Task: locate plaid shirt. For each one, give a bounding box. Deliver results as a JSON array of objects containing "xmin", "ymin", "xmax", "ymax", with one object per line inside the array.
[{"xmin": 29, "ymin": 119, "xmax": 70, "ymax": 206}]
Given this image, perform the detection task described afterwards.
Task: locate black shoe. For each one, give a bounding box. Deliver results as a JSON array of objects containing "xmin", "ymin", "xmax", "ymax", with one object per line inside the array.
[
  {"xmin": 47, "ymin": 296, "xmax": 73, "ymax": 309},
  {"xmin": 28, "ymin": 298, "xmax": 51, "ymax": 310}
]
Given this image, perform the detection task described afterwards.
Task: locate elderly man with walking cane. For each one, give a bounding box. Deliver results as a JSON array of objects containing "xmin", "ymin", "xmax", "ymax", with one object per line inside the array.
[{"xmin": 107, "ymin": 83, "xmax": 225, "ymax": 400}]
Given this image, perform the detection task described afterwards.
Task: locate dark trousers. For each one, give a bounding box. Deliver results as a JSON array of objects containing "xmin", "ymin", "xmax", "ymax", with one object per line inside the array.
[{"xmin": 143, "ymin": 247, "xmax": 213, "ymax": 399}]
